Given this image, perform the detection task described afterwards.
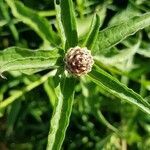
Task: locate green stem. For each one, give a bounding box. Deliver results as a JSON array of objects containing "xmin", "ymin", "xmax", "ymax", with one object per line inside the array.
[
  {"xmin": 0, "ymin": 70, "xmax": 57, "ymax": 110},
  {"xmin": 95, "ymin": 109, "xmax": 119, "ymax": 133},
  {"xmin": 0, "ymin": 0, "xmax": 19, "ymax": 41},
  {"xmin": 38, "ymin": 10, "xmax": 56, "ymax": 17}
]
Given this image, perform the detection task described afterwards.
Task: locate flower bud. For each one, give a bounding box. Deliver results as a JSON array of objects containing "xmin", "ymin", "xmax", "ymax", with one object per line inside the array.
[{"xmin": 65, "ymin": 46, "xmax": 94, "ymax": 76}]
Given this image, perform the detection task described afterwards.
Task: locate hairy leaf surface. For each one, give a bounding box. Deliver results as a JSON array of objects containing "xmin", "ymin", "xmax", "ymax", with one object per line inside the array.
[
  {"xmin": 94, "ymin": 13, "xmax": 150, "ymax": 54},
  {"xmin": 60, "ymin": 0, "xmax": 78, "ymax": 48},
  {"xmin": 47, "ymin": 76, "xmax": 76, "ymax": 150},
  {"xmin": 0, "ymin": 47, "xmax": 61, "ymax": 74},
  {"xmin": 88, "ymin": 65, "xmax": 150, "ymax": 115}
]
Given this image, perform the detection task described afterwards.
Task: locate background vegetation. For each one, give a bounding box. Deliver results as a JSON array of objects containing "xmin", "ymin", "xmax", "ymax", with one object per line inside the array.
[{"xmin": 0, "ymin": 0, "xmax": 150, "ymax": 149}]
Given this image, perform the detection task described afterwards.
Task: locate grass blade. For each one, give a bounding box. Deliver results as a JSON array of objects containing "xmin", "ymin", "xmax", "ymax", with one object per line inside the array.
[
  {"xmin": 47, "ymin": 76, "xmax": 76, "ymax": 150},
  {"xmin": 87, "ymin": 65, "xmax": 150, "ymax": 115}
]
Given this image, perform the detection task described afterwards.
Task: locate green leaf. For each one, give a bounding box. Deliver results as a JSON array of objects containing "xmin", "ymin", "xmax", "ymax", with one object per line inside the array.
[
  {"xmin": 44, "ymin": 78, "xmax": 57, "ymax": 108},
  {"xmin": 47, "ymin": 76, "xmax": 76, "ymax": 150},
  {"xmin": 94, "ymin": 39, "xmax": 140, "ymax": 65},
  {"xmin": 87, "ymin": 65, "xmax": 150, "ymax": 115},
  {"xmin": 6, "ymin": 100, "xmax": 21, "ymax": 136},
  {"xmin": 0, "ymin": 47, "xmax": 61, "ymax": 74},
  {"xmin": 137, "ymin": 48, "xmax": 150, "ymax": 58},
  {"xmin": 77, "ymin": 5, "xmax": 106, "ymax": 38},
  {"xmin": 54, "ymin": 0, "xmax": 66, "ymax": 48},
  {"xmin": 0, "ymin": 0, "xmax": 19, "ymax": 41},
  {"xmin": 60, "ymin": 0, "xmax": 78, "ymax": 48},
  {"xmin": 5, "ymin": 0, "xmax": 60, "ymax": 45},
  {"xmin": 109, "ymin": 4, "xmax": 140, "ymax": 26},
  {"xmin": 83, "ymin": 14, "xmax": 100, "ymax": 50},
  {"xmin": 94, "ymin": 12, "xmax": 150, "ymax": 54}
]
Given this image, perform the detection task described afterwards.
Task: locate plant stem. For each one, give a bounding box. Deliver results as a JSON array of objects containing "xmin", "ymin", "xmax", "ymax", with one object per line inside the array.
[{"xmin": 0, "ymin": 70, "xmax": 57, "ymax": 110}]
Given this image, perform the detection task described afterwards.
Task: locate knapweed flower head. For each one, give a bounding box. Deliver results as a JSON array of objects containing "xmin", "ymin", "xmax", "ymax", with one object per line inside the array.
[{"xmin": 65, "ymin": 46, "xmax": 94, "ymax": 76}]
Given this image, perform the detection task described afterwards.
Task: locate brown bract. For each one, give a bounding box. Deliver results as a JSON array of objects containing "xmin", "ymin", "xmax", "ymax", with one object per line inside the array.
[{"xmin": 65, "ymin": 46, "xmax": 94, "ymax": 76}]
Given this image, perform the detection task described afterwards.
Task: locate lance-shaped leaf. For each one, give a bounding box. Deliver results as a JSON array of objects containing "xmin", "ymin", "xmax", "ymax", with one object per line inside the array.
[
  {"xmin": 83, "ymin": 14, "xmax": 100, "ymax": 50},
  {"xmin": 94, "ymin": 39, "xmax": 140, "ymax": 65},
  {"xmin": 47, "ymin": 76, "xmax": 76, "ymax": 150},
  {"xmin": 0, "ymin": 47, "xmax": 61, "ymax": 74},
  {"xmin": 87, "ymin": 65, "xmax": 150, "ymax": 115},
  {"xmin": 94, "ymin": 12, "xmax": 150, "ymax": 54},
  {"xmin": 5, "ymin": 0, "xmax": 60, "ymax": 45},
  {"xmin": 60, "ymin": 0, "xmax": 78, "ymax": 48}
]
